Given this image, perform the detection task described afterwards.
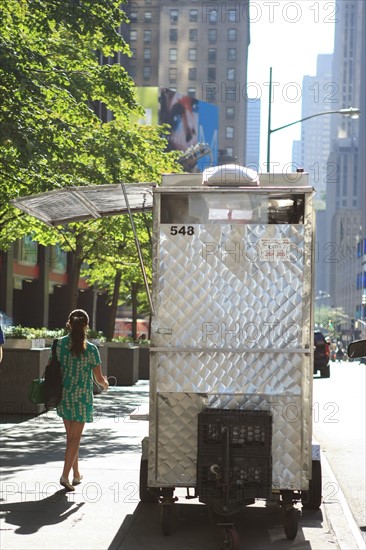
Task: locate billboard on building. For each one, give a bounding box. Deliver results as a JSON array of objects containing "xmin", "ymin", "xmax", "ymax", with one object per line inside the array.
[
  {"xmin": 159, "ymin": 88, "xmax": 218, "ymax": 172},
  {"xmin": 135, "ymin": 87, "xmax": 218, "ymax": 172}
]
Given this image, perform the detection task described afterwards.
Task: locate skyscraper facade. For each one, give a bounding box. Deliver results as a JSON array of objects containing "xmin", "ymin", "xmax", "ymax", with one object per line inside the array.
[
  {"xmin": 326, "ymin": 0, "xmax": 365, "ymax": 327},
  {"xmin": 121, "ymin": 0, "xmax": 250, "ymax": 166}
]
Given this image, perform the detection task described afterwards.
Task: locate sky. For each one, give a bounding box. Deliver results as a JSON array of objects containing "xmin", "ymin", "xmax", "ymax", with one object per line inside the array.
[{"xmin": 247, "ymin": 0, "xmax": 336, "ymax": 172}]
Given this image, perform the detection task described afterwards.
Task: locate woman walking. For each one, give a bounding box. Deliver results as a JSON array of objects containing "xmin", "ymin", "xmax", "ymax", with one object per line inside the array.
[{"xmin": 54, "ymin": 309, "xmax": 108, "ymax": 491}]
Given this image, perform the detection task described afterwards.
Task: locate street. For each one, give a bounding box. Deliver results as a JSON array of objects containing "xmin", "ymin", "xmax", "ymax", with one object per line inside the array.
[{"xmin": 312, "ymin": 359, "xmax": 366, "ymax": 546}]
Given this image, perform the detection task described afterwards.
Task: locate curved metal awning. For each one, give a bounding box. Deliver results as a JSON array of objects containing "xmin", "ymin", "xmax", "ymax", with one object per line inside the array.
[{"xmin": 11, "ymin": 183, "xmax": 154, "ymax": 226}]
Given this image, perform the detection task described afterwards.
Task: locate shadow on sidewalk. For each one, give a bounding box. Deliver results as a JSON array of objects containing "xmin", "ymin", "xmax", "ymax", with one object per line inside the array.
[
  {"xmin": 0, "ymin": 491, "xmax": 85, "ymax": 535},
  {"xmin": 108, "ymin": 501, "xmax": 318, "ymax": 550}
]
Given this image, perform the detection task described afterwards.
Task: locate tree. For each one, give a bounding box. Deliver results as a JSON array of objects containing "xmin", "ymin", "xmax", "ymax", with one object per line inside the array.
[
  {"xmin": 0, "ymin": 0, "xmax": 180, "ymax": 329},
  {"xmin": 80, "ymin": 213, "xmax": 153, "ymax": 340}
]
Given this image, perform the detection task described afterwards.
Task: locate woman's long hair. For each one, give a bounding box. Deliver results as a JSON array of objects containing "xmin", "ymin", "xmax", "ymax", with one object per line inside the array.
[{"xmin": 66, "ymin": 309, "xmax": 89, "ymax": 356}]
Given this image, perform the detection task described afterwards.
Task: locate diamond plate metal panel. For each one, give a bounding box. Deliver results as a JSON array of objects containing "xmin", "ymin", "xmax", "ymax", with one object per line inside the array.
[
  {"xmin": 148, "ymin": 391, "xmax": 308, "ymax": 489},
  {"xmin": 152, "ymin": 224, "xmax": 308, "ymax": 350}
]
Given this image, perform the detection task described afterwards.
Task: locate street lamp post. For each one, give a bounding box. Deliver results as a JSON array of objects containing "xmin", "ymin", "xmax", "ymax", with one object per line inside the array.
[{"xmin": 266, "ymin": 67, "xmax": 360, "ymax": 172}]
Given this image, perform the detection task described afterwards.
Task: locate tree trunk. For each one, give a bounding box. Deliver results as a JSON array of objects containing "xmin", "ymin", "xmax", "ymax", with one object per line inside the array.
[
  {"xmin": 131, "ymin": 282, "xmax": 138, "ymax": 340},
  {"xmin": 67, "ymin": 246, "xmax": 83, "ymax": 313},
  {"xmin": 105, "ymin": 269, "xmax": 122, "ymax": 340}
]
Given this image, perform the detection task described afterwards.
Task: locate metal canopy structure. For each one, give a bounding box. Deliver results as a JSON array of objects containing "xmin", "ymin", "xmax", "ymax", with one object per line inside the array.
[
  {"xmin": 11, "ymin": 183, "xmax": 154, "ymax": 227},
  {"xmin": 12, "ymin": 182, "xmax": 155, "ymax": 313}
]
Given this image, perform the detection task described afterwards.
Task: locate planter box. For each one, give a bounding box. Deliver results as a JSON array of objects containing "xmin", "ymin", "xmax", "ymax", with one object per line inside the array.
[
  {"xmin": 4, "ymin": 338, "xmax": 46, "ymax": 349},
  {"xmin": 0, "ymin": 348, "xmax": 50, "ymax": 416},
  {"xmin": 99, "ymin": 343, "xmax": 139, "ymax": 386}
]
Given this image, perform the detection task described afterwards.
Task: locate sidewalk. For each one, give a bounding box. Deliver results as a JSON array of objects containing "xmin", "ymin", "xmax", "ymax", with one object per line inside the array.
[
  {"xmin": 0, "ymin": 381, "xmax": 150, "ymax": 550},
  {"xmin": 1, "ymin": 381, "xmax": 362, "ymax": 550}
]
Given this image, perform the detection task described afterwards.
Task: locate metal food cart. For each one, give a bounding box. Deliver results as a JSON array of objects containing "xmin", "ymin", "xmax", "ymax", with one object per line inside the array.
[{"xmin": 140, "ymin": 167, "xmax": 321, "ymax": 547}]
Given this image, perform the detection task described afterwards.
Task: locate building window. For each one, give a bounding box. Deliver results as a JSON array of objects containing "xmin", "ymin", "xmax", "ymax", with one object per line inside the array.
[
  {"xmin": 189, "ymin": 9, "xmax": 198, "ymax": 22},
  {"xmin": 208, "ymin": 9, "xmax": 218, "ymax": 23},
  {"xmin": 226, "ymin": 106, "xmax": 235, "ymax": 119},
  {"xmin": 169, "ymin": 48, "xmax": 178, "ymax": 62},
  {"xmin": 130, "ymin": 30, "xmax": 137, "ymax": 41},
  {"xmin": 50, "ymin": 245, "xmax": 67, "ymax": 273},
  {"xmin": 143, "ymin": 66, "xmax": 151, "ymax": 80},
  {"xmin": 205, "ymin": 85, "xmax": 217, "ymax": 101},
  {"xmin": 225, "ymin": 87, "xmax": 238, "ymax": 101},
  {"xmin": 144, "ymin": 11, "xmax": 152, "ymax": 22},
  {"xmin": 14, "ymin": 236, "xmax": 37, "ymax": 265},
  {"xmin": 226, "ymin": 147, "xmax": 234, "ymax": 157},
  {"xmin": 187, "ymin": 87, "xmax": 196, "ymax": 98},
  {"xmin": 170, "ymin": 28, "xmax": 178, "ymax": 42},
  {"xmin": 129, "ymin": 66, "xmax": 136, "ymax": 77},
  {"xmin": 170, "ymin": 9, "xmax": 178, "ymax": 24},
  {"xmin": 227, "ymin": 68, "xmax": 236, "ymax": 80},
  {"xmin": 208, "ymin": 29, "xmax": 217, "ymax": 43},
  {"xmin": 208, "ymin": 48, "xmax": 217, "ymax": 63},
  {"xmin": 188, "ymin": 48, "xmax": 197, "ymax": 61},
  {"xmin": 208, "ymin": 67, "xmax": 216, "ymax": 81},
  {"xmin": 188, "ymin": 67, "xmax": 197, "ymax": 80},
  {"xmin": 130, "ymin": 48, "xmax": 137, "ymax": 58},
  {"xmin": 169, "ymin": 67, "xmax": 177, "ymax": 82},
  {"xmin": 189, "ymin": 28, "xmax": 198, "ymax": 41},
  {"xmin": 227, "ymin": 48, "xmax": 237, "ymax": 60},
  {"xmin": 144, "ymin": 30, "xmax": 151, "ymax": 43},
  {"xmin": 144, "ymin": 48, "xmax": 151, "ymax": 61},
  {"xmin": 228, "ymin": 9, "xmax": 237, "ymax": 22},
  {"xmin": 226, "ymin": 126, "xmax": 234, "ymax": 139},
  {"xmin": 228, "ymin": 28, "xmax": 237, "ymax": 41}
]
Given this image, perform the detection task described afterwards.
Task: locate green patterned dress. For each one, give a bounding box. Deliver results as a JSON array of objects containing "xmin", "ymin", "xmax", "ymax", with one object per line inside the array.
[{"xmin": 53, "ymin": 335, "xmax": 101, "ymax": 423}]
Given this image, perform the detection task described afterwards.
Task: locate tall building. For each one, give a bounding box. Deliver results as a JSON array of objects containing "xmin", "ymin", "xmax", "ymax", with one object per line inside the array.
[
  {"xmin": 121, "ymin": 0, "xmax": 250, "ymax": 166},
  {"xmin": 297, "ymin": 55, "xmax": 333, "ymax": 199},
  {"xmin": 291, "ymin": 55, "xmax": 333, "ymax": 297},
  {"xmin": 325, "ymin": 0, "xmax": 364, "ymax": 328},
  {"xmin": 356, "ymin": 1, "xmax": 366, "ymax": 330}
]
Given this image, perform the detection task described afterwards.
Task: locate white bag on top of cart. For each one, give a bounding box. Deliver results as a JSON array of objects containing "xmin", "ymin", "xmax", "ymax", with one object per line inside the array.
[{"xmin": 202, "ymin": 164, "xmax": 259, "ymax": 186}]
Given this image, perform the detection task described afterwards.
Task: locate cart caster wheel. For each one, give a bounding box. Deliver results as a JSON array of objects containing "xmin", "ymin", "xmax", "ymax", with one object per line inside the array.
[
  {"xmin": 282, "ymin": 507, "xmax": 298, "ymax": 540},
  {"xmin": 161, "ymin": 505, "xmax": 172, "ymax": 536},
  {"xmin": 221, "ymin": 526, "xmax": 240, "ymax": 550}
]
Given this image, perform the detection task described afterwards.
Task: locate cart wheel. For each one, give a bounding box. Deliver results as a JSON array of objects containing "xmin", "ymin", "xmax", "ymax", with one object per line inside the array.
[
  {"xmin": 221, "ymin": 526, "xmax": 240, "ymax": 550},
  {"xmin": 161, "ymin": 504, "xmax": 173, "ymax": 536},
  {"xmin": 302, "ymin": 460, "xmax": 322, "ymax": 510},
  {"xmin": 139, "ymin": 458, "xmax": 158, "ymax": 503},
  {"xmin": 282, "ymin": 507, "xmax": 298, "ymax": 540}
]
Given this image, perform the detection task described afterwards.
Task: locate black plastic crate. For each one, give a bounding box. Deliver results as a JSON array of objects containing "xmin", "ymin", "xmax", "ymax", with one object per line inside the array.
[
  {"xmin": 197, "ymin": 454, "xmax": 272, "ymax": 501},
  {"xmin": 198, "ymin": 409, "xmax": 272, "ymax": 456}
]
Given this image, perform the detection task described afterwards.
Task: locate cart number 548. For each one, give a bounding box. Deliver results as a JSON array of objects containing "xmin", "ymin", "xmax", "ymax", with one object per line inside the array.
[{"xmin": 170, "ymin": 225, "xmax": 195, "ymax": 236}]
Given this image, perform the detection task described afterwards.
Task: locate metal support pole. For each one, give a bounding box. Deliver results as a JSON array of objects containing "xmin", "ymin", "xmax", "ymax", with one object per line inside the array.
[
  {"xmin": 120, "ymin": 183, "xmax": 155, "ymax": 316},
  {"xmin": 266, "ymin": 67, "xmax": 273, "ymax": 173}
]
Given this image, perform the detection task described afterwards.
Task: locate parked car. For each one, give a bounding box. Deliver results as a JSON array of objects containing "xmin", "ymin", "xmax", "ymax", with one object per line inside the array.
[{"xmin": 314, "ymin": 331, "xmax": 330, "ymax": 378}]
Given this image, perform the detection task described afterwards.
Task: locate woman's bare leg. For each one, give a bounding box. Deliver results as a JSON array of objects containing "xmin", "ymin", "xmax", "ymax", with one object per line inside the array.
[{"xmin": 62, "ymin": 419, "xmax": 85, "ymax": 481}]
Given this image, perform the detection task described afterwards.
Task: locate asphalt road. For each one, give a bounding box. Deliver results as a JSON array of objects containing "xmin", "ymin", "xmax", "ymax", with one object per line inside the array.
[{"xmin": 313, "ymin": 359, "xmax": 366, "ymax": 546}]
